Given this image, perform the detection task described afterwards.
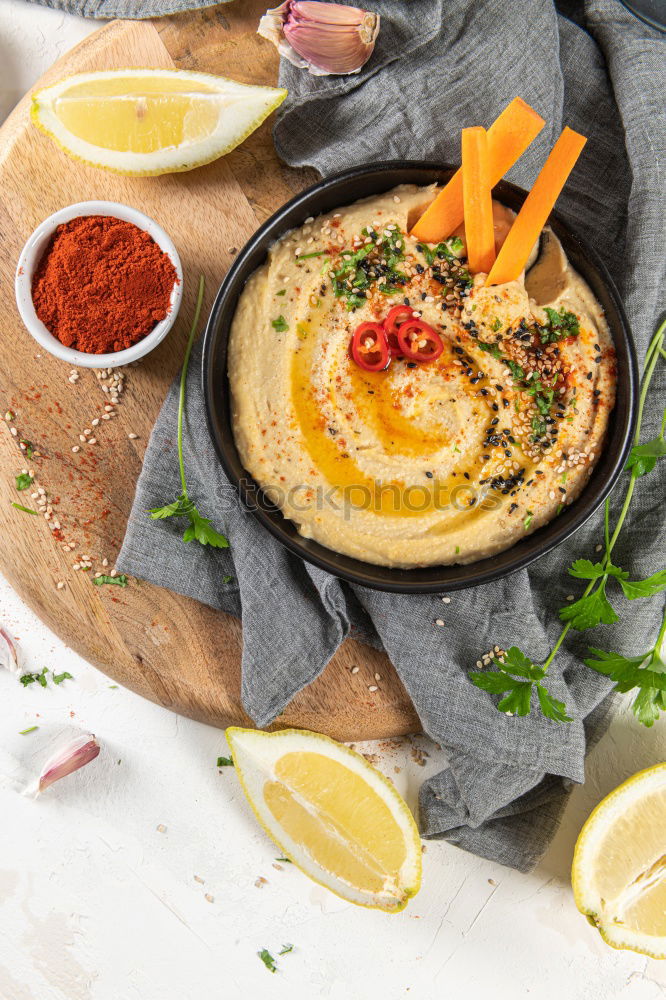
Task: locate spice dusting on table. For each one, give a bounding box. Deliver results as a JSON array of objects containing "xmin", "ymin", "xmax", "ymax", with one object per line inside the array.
[{"xmin": 31, "ymin": 215, "xmax": 178, "ymax": 354}]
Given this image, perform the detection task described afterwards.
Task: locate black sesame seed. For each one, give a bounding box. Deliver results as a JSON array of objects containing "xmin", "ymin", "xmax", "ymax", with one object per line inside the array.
[
  {"xmin": 491, "ymin": 403, "xmax": 499, "ymax": 412},
  {"xmin": 509, "ymin": 503, "xmax": 518, "ymax": 513},
  {"xmin": 463, "ymin": 472, "xmax": 470, "ymax": 480},
  {"xmin": 407, "ymin": 362, "xmax": 418, "ymax": 369},
  {"xmin": 425, "ymin": 470, "xmax": 434, "ymax": 479}
]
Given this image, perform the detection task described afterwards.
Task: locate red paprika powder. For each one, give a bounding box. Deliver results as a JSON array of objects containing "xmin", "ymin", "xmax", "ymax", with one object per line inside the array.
[{"xmin": 31, "ymin": 214, "xmax": 178, "ymax": 354}]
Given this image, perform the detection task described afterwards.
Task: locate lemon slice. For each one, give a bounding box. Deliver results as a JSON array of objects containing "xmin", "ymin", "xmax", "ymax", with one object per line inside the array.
[
  {"xmin": 31, "ymin": 69, "xmax": 287, "ymax": 176},
  {"xmin": 572, "ymin": 762, "xmax": 666, "ymax": 958},
  {"xmin": 226, "ymin": 727, "xmax": 422, "ymax": 911}
]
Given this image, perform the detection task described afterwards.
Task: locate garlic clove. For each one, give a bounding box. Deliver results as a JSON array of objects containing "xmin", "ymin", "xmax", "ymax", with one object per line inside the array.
[
  {"xmin": 37, "ymin": 734, "xmax": 100, "ymax": 793},
  {"xmin": 0, "ymin": 625, "xmax": 20, "ymax": 674},
  {"xmin": 259, "ymin": 0, "xmax": 380, "ymax": 76}
]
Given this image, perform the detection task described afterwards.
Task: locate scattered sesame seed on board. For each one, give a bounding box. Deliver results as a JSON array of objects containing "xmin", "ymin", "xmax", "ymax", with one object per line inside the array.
[
  {"xmin": 156, "ymin": 824, "xmax": 167, "ymax": 833},
  {"xmin": 368, "ymin": 685, "xmax": 378, "ymax": 692},
  {"xmin": 350, "ymin": 666, "xmax": 359, "ymax": 674},
  {"xmin": 435, "ymin": 619, "xmax": 445, "ymax": 627}
]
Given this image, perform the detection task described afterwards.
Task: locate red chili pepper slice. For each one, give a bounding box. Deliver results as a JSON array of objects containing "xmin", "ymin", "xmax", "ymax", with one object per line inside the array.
[
  {"xmin": 397, "ymin": 319, "xmax": 444, "ymax": 363},
  {"xmin": 383, "ymin": 304, "xmax": 414, "ymax": 354},
  {"xmin": 350, "ymin": 322, "xmax": 390, "ymax": 372}
]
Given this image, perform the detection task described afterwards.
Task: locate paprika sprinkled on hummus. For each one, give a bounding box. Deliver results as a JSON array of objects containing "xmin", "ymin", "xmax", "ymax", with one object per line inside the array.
[{"xmin": 31, "ymin": 215, "xmax": 177, "ymax": 354}]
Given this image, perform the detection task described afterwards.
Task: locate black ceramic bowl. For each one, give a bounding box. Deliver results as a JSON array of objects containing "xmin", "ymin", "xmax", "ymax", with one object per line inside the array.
[{"xmin": 202, "ymin": 162, "xmax": 637, "ymax": 593}]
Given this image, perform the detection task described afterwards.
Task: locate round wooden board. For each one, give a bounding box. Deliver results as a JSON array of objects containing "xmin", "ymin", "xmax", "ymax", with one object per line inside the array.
[{"xmin": 0, "ymin": 3, "xmax": 420, "ymax": 741}]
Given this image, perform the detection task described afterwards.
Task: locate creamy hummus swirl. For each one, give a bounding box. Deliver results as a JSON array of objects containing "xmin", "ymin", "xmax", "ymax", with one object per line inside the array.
[{"xmin": 229, "ymin": 184, "xmax": 615, "ymax": 568}]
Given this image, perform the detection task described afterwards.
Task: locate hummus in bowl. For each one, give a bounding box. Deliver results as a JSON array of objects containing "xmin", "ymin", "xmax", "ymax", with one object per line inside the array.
[{"xmin": 228, "ymin": 182, "xmax": 617, "ymax": 570}]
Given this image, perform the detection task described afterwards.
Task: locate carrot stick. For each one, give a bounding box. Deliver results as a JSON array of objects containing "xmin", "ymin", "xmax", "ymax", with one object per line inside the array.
[
  {"xmin": 410, "ymin": 98, "xmax": 545, "ymax": 243},
  {"xmin": 485, "ymin": 127, "xmax": 587, "ymax": 286},
  {"xmin": 461, "ymin": 127, "xmax": 496, "ymax": 275}
]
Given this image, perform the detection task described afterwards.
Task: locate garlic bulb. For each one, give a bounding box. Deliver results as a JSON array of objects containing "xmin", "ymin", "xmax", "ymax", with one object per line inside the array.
[{"xmin": 258, "ymin": 1, "xmax": 380, "ymax": 76}]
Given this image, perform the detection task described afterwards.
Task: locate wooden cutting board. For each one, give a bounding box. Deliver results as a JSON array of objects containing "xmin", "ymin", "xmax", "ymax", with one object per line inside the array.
[{"xmin": 0, "ymin": 3, "xmax": 420, "ymax": 740}]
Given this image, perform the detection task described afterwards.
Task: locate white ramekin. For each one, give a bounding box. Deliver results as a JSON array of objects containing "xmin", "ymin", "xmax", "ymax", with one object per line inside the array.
[{"xmin": 15, "ymin": 200, "xmax": 183, "ymax": 369}]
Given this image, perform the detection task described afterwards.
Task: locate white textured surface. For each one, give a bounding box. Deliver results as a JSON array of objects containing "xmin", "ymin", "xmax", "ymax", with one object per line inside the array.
[{"xmin": 0, "ymin": 5, "xmax": 665, "ymax": 999}]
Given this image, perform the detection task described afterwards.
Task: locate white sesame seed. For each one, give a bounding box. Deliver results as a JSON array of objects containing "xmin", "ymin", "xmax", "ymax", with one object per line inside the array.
[
  {"xmin": 374, "ymin": 673, "xmax": 381, "ymax": 681},
  {"xmin": 10, "ymin": 427, "xmax": 17, "ymax": 436},
  {"xmin": 73, "ymin": 563, "xmax": 81, "ymax": 571},
  {"xmin": 102, "ymin": 558, "xmax": 109, "ymax": 567},
  {"xmin": 92, "ymin": 418, "xmax": 100, "ymax": 427},
  {"xmin": 110, "ymin": 569, "xmax": 117, "ymax": 578},
  {"xmin": 393, "ymin": 195, "xmax": 401, "ymax": 203},
  {"xmin": 128, "ymin": 433, "xmax": 138, "ymax": 440},
  {"xmin": 72, "ymin": 446, "xmax": 80, "ymax": 453},
  {"xmin": 441, "ymin": 596, "xmax": 451, "ymax": 603},
  {"xmin": 595, "ymin": 544, "xmax": 603, "ymax": 552},
  {"xmin": 57, "ymin": 581, "xmax": 65, "ymax": 590},
  {"xmin": 435, "ymin": 619, "xmax": 445, "ymax": 627},
  {"xmin": 368, "ymin": 685, "xmax": 378, "ymax": 692},
  {"xmin": 88, "ymin": 438, "xmax": 97, "ymax": 445}
]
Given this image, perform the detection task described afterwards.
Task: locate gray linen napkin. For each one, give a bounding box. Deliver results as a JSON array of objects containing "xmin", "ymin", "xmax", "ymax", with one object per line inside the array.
[
  {"xmin": 119, "ymin": 0, "xmax": 666, "ymax": 871},
  {"xmin": 27, "ymin": 0, "xmax": 223, "ymax": 17}
]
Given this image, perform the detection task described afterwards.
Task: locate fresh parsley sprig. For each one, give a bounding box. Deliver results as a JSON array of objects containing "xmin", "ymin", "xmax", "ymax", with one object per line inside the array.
[
  {"xmin": 149, "ymin": 277, "xmax": 229, "ymax": 550},
  {"xmin": 469, "ymin": 317, "xmax": 666, "ymax": 724},
  {"xmin": 584, "ymin": 605, "xmax": 666, "ymax": 727}
]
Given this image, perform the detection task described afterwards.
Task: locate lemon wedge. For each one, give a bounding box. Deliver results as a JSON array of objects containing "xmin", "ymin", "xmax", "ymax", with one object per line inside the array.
[
  {"xmin": 31, "ymin": 69, "xmax": 287, "ymax": 176},
  {"xmin": 572, "ymin": 762, "xmax": 666, "ymax": 958},
  {"xmin": 226, "ymin": 727, "xmax": 422, "ymax": 911}
]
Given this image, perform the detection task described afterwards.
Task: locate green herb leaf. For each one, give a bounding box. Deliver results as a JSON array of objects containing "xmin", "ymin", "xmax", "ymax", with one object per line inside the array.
[
  {"xmin": 222, "ymin": 575, "xmax": 233, "ymax": 584},
  {"xmin": 584, "ymin": 646, "xmax": 666, "ymax": 727},
  {"xmin": 15, "ymin": 473, "xmax": 33, "ymax": 491},
  {"xmin": 506, "ymin": 360, "xmax": 525, "ymax": 381},
  {"xmin": 477, "ymin": 341, "xmax": 502, "ymax": 360},
  {"xmin": 216, "ymin": 756, "xmax": 233, "ymax": 767},
  {"xmin": 276, "ymin": 289, "xmax": 286, "ymax": 296},
  {"xmin": 275, "ymin": 857, "xmax": 292, "ymax": 863},
  {"xmin": 258, "ymin": 949, "xmax": 277, "ymax": 973},
  {"xmin": 272, "ymin": 315, "xmax": 289, "ymax": 332},
  {"xmin": 625, "ymin": 435, "xmax": 666, "ymax": 478},
  {"xmin": 536, "ymin": 684, "xmax": 573, "ymax": 723},
  {"xmin": 279, "ymin": 944, "xmax": 294, "ymax": 955},
  {"xmin": 540, "ymin": 308, "xmax": 580, "ymax": 344},
  {"xmin": 20, "ymin": 440, "xmax": 34, "ymax": 459},
  {"xmin": 19, "ymin": 726, "xmax": 38, "ymax": 734},
  {"xmin": 11, "ymin": 502, "xmax": 38, "ymax": 515},
  {"xmin": 568, "ymin": 559, "xmax": 627, "ymax": 582},
  {"xmin": 52, "ymin": 671, "xmax": 73, "ymax": 685},
  {"xmin": 523, "ymin": 511, "xmax": 534, "ymax": 529},
  {"xmin": 19, "ymin": 674, "xmax": 36, "ymax": 686},
  {"xmin": 297, "ymin": 251, "xmax": 325, "ymax": 260},
  {"xmin": 491, "ymin": 318, "xmax": 502, "ymax": 332},
  {"xmin": 93, "ymin": 574, "xmax": 128, "ymax": 587},
  {"xmin": 619, "ymin": 570, "xmax": 666, "ymax": 600},
  {"xmin": 497, "ymin": 681, "xmax": 534, "ymax": 716},
  {"xmin": 182, "ymin": 509, "xmax": 229, "ymax": 548},
  {"xmin": 149, "ymin": 494, "xmax": 192, "ymax": 519},
  {"xmin": 559, "ymin": 586, "xmax": 619, "ymax": 630}
]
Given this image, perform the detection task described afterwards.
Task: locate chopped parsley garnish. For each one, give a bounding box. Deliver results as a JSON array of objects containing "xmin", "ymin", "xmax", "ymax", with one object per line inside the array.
[
  {"xmin": 297, "ymin": 250, "xmax": 325, "ymax": 260},
  {"xmin": 93, "ymin": 574, "xmax": 128, "ymax": 587},
  {"xmin": 540, "ymin": 307, "xmax": 580, "ymax": 344},
  {"xmin": 271, "ymin": 315, "xmax": 289, "ymax": 332},
  {"xmin": 477, "ymin": 341, "xmax": 502, "ymax": 360},
  {"xmin": 331, "ymin": 224, "xmax": 410, "ymax": 309},
  {"xmin": 275, "ymin": 289, "xmax": 286, "ymax": 297},
  {"xmin": 275, "ymin": 857, "xmax": 292, "ymax": 863},
  {"xmin": 505, "ymin": 360, "xmax": 525, "ymax": 380},
  {"xmin": 222, "ymin": 575, "xmax": 233, "ymax": 584},
  {"xmin": 216, "ymin": 756, "xmax": 233, "ymax": 767},
  {"xmin": 492, "ymin": 318, "xmax": 502, "ymax": 332},
  {"xmin": 524, "ymin": 511, "xmax": 534, "ymax": 529},
  {"xmin": 19, "ymin": 726, "xmax": 38, "ymax": 735},
  {"xmin": 416, "ymin": 237, "xmax": 463, "ymax": 266},
  {"xmin": 15, "ymin": 473, "xmax": 33, "ymax": 491},
  {"xmin": 258, "ymin": 949, "xmax": 277, "ymax": 973},
  {"xmin": 279, "ymin": 944, "xmax": 294, "ymax": 955},
  {"xmin": 20, "ymin": 667, "xmax": 49, "ymax": 687},
  {"xmin": 52, "ymin": 671, "xmax": 73, "ymax": 685}
]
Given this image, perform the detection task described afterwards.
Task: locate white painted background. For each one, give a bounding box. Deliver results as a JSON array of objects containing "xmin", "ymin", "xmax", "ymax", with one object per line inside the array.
[{"xmin": 0, "ymin": 4, "xmax": 664, "ymax": 998}]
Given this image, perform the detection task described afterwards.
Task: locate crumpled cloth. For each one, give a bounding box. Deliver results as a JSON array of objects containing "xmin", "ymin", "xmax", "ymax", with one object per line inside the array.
[{"xmin": 118, "ymin": 0, "xmax": 666, "ymax": 871}]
